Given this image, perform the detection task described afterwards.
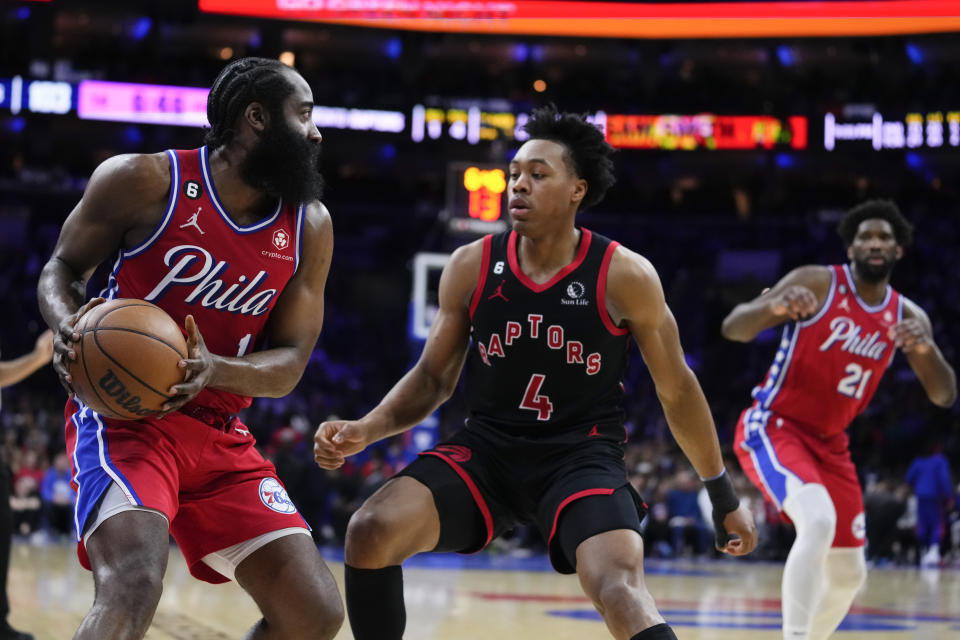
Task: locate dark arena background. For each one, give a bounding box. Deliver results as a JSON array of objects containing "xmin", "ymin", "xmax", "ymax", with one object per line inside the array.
[{"xmin": 0, "ymin": 1, "xmax": 958, "ymax": 637}]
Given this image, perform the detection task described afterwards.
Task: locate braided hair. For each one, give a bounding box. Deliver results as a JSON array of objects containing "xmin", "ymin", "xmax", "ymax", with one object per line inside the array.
[
  {"xmin": 522, "ymin": 104, "xmax": 616, "ymax": 210},
  {"xmin": 204, "ymin": 57, "xmax": 296, "ymax": 148}
]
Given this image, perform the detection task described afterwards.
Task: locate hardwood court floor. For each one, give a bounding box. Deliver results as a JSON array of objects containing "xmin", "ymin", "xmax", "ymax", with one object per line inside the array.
[{"xmin": 9, "ymin": 541, "xmax": 960, "ymax": 639}]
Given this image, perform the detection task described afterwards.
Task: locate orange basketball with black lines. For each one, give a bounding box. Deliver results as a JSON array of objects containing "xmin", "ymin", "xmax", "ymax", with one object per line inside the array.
[{"xmin": 66, "ymin": 298, "xmax": 188, "ymax": 420}]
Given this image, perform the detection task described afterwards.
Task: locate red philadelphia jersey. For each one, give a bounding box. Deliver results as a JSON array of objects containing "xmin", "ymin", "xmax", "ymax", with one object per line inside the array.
[
  {"xmin": 749, "ymin": 265, "xmax": 902, "ymax": 437},
  {"xmin": 98, "ymin": 147, "xmax": 304, "ymax": 414}
]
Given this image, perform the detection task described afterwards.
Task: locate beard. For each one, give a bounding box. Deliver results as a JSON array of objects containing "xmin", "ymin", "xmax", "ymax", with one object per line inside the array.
[
  {"xmin": 240, "ymin": 118, "xmax": 324, "ymax": 204},
  {"xmin": 853, "ymin": 255, "xmax": 896, "ymax": 283}
]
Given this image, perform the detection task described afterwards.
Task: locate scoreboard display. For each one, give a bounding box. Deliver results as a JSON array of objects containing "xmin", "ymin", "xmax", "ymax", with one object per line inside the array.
[
  {"xmin": 445, "ymin": 163, "xmax": 509, "ymax": 236},
  {"xmin": 198, "ymin": 1, "xmax": 960, "ymax": 38},
  {"xmin": 77, "ymin": 80, "xmax": 210, "ymax": 126},
  {"xmin": 824, "ymin": 111, "xmax": 960, "ymax": 151},
  {"xmin": 411, "ymin": 104, "xmax": 520, "ymax": 144},
  {"xmin": 606, "ymin": 114, "xmax": 808, "ymax": 150}
]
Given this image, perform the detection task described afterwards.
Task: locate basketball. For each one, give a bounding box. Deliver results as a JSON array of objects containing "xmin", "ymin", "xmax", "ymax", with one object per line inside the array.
[{"xmin": 67, "ymin": 298, "xmax": 188, "ymax": 420}]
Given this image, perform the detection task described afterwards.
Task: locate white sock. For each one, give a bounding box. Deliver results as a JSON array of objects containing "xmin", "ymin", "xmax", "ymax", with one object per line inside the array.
[
  {"xmin": 808, "ymin": 547, "xmax": 867, "ymax": 640},
  {"xmin": 781, "ymin": 484, "xmax": 837, "ymax": 640}
]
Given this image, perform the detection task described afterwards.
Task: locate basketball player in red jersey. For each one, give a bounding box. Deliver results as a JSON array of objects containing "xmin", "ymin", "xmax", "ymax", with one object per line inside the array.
[
  {"xmin": 314, "ymin": 106, "xmax": 757, "ymax": 640},
  {"xmin": 37, "ymin": 58, "xmax": 343, "ymax": 639},
  {"xmin": 722, "ymin": 200, "xmax": 956, "ymax": 640}
]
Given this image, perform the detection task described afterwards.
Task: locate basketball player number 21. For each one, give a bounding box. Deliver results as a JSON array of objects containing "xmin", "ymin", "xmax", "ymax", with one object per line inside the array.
[
  {"xmin": 837, "ymin": 362, "xmax": 873, "ymax": 400},
  {"xmin": 520, "ymin": 374, "xmax": 554, "ymax": 421}
]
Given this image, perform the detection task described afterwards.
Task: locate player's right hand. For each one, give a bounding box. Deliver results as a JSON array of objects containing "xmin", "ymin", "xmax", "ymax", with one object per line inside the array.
[
  {"xmin": 313, "ymin": 419, "xmax": 370, "ymax": 469},
  {"xmin": 52, "ymin": 297, "xmax": 104, "ymax": 396},
  {"xmin": 769, "ymin": 285, "xmax": 818, "ymax": 321},
  {"xmin": 717, "ymin": 504, "xmax": 759, "ymax": 556}
]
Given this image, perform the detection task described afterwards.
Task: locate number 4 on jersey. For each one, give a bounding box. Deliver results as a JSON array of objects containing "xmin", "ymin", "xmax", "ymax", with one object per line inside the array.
[{"xmin": 520, "ymin": 373, "xmax": 554, "ymax": 421}]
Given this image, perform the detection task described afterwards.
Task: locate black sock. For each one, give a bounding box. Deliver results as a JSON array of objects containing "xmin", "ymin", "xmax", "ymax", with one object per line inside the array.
[
  {"xmin": 631, "ymin": 623, "xmax": 678, "ymax": 640},
  {"xmin": 344, "ymin": 564, "xmax": 405, "ymax": 640}
]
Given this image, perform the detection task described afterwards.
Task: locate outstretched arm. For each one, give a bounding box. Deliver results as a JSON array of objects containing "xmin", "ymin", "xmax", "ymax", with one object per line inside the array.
[
  {"xmin": 314, "ymin": 240, "xmax": 482, "ymax": 468},
  {"xmin": 720, "ymin": 265, "xmax": 832, "ymax": 342},
  {"xmin": 607, "ymin": 246, "xmax": 757, "ymax": 555},
  {"xmin": 893, "ymin": 299, "xmax": 957, "ymax": 408},
  {"xmin": 0, "ymin": 331, "xmax": 54, "ymax": 388}
]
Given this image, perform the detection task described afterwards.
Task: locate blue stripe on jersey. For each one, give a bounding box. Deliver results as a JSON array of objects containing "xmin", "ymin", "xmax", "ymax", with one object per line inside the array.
[
  {"xmin": 739, "ymin": 407, "xmax": 802, "ymax": 509},
  {"xmin": 888, "ymin": 294, "xmax": 905, "ymax": 368},
  {"xmin": 751, "ymin": 323, "xmax": 798, "ymax": 409},
  {"xmin": 124, "ymin": 149, "xmax": 180, "ymax": 258},
  {"xmin": 294, "ymin": 204, "xmax": 305, "ymax": 272},
  {"xmin": 69, "ymin": 400, "xmax": 141, "ymax": 540},
  {"xmin": 97, "ymin": 251, "xmax": 124, "ymax": 301},
  {"xmin": 751, "ymin": 268, "xmax": 836, "ymax": 410},
  {"xmin": 199, "ymin": 146, "xmax": 282, "ymax": 233}
]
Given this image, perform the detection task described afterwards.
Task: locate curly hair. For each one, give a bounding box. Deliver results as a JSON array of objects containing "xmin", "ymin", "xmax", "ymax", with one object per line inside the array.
[
  {"xmin": 521, "ymin": 104, "xmax": 616, "ymax": 210},
  {"xmin": 837, "ymin": 199, "xmax": 914, "ymax": 248},
  {"xmin": 204, "ymin": 57, "xmax": 297, "ymax": 148}
]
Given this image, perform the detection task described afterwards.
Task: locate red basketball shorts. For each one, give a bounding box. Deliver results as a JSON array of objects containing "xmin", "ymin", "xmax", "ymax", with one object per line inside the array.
[
  {"xmin": 65, "ymin": 398, "xmax": 309, "ymax": 583},
  {"xmin": 734, "ymin": 406, "xmax": 865, "ymax": 548}
]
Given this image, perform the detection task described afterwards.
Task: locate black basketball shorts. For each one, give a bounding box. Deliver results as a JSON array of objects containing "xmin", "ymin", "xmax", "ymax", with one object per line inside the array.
[{"xmin": 396, "ymin": 423, "xmax": 648, "ymax": 574}]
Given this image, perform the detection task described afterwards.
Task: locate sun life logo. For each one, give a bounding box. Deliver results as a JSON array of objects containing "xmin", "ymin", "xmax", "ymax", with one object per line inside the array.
[
  {"xmin": 562, "ymin": 281, "xmax": 588, "ymax": 306},
  {"xmin": 259, "ymin": 477, "xmax": 297, "ymax": 514},
  {"xmin": 272, "ymin": 228, "xmax": 290, "ymax": 251}
]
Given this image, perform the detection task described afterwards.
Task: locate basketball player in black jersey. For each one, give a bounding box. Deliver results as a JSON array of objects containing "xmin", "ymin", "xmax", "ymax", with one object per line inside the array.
[{"xmin": 314, "ymin": 105, "xmax": 757, "ymax": 640}]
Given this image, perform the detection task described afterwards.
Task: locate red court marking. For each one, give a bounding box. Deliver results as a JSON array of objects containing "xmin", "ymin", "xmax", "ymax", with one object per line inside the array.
[{"xmin": 469, "ymin": 592, "xmax": 952, "ymax": 618}]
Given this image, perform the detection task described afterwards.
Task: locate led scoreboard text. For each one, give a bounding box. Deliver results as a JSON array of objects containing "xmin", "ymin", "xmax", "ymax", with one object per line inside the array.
[
  {"xmin": 6, "ymin": 74, "xmax": 958, "ymax": 158},
  {"xmin": 606, "ymin": 114, "xmax": 808, "ymax": 150},
  {"xmin": 446, "ymin": 163, "xmax": 509, "ymax": 235},
  {"xmin": 77, "ymin": 81, "xmax": 211, "ymax": 126},
  {"xmin": 463, "ymin": 166, "xmax": 506, "ymax": 222},
  {"xmin": 411, "ymin": 104, "xmax": 520, "ymax": 144},
  {"xmin": 824, "ymin": 111, "xmax": 960, "ymax": 150},
  {"xmin": 198, "ymin": 1, "xmax": 960, "ymax": 38}
]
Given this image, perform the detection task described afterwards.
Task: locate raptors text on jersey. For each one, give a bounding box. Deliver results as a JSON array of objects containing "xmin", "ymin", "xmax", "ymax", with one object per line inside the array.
[
  {"xmin": 750, "ymin": 265, "xmax": 902, "ymax": 437},
  {"xmin": 97, "ymin": 147, "xmax": 305, "ymax": 414},
  {"xmin": 464, "ymin": 228, "xmax": 632, "ymax": 435}
]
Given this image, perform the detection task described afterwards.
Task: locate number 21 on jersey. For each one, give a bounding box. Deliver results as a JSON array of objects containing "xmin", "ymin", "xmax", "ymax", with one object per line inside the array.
[
  {"xmin": 520, "ymin": 373, "xmax": 554, "ymax": 421},
  {"xmin": 837, "ymin": 362, "xmax": 873, "ymax": 400}
]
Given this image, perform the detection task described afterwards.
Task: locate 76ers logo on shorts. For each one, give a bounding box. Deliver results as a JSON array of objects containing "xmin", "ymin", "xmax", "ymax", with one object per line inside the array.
[
  {"xmin": 259, "ymin": 477, "xmax": 297, "ymax": 514},
  {"xmin": 851, "ymin": 512, "xmax": 866, "ymax": 541}
]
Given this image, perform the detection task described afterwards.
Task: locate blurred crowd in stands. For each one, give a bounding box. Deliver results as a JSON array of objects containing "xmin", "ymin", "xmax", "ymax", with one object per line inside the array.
[
  {"xmin": 2, "ymin": 194, "xmax": 958, "ymax": 565},
  {"xmin": 1, "ymin": 0, "xmax": 958, "ymax": 567}
]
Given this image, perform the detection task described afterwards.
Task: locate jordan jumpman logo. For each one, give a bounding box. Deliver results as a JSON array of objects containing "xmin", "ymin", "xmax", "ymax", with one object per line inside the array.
[
  {"xmin": 487, "ymin": 280, "xmax": 509, "ymax": 302},
  {"xmin": 180, "ymin": 206, "xmax": 205, "ymax": 235}
]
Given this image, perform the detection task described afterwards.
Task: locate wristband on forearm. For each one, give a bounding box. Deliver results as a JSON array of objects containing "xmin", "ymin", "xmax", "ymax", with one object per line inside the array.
[
  {"xmin": 703, "ymin": 469, "xmax": 740, "ymax": 547},
  {"xmin": 703, "ymin": 469, "xmax": 740, "ymax": 514}
]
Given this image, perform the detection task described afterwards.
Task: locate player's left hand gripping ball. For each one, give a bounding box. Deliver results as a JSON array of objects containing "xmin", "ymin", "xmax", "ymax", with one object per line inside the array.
[{"xmin": 162, "ymin": 315, "xmax": 215, "ymax": 415}]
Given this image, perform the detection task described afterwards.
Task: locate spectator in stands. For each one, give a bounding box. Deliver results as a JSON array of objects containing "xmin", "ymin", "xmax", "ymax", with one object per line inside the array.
[
  {"xmin": 863, "ymin": 477, "xmax": 907, "ymax": 564},
  {"xmin": 40, "ymin": 452, "xmax": 74, "ymax": 538},
  {"xmin": 906, "ymin": 442, "xmax": 954, "ymax": 567},
  {"xmin": 0, "ymin": 329, "xmax": 53, "ymax": 640}
]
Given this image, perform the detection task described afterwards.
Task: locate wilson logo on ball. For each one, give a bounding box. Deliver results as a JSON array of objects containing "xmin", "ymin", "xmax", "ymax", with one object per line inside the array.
[{"xmin": 97, "ymin": 369, "xmax": 154, "ymax": 417}]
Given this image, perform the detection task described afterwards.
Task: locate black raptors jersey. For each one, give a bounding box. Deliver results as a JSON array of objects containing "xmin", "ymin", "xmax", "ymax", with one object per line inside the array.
[{"xmin": 464, "ymin": 228, "xmax": 631, "ymax": 436}]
